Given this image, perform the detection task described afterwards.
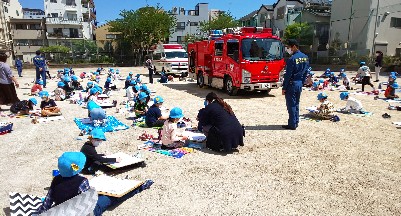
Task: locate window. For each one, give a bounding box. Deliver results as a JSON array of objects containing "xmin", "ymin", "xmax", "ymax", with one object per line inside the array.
[
  {"xmin": 29, "ymin": 24, "xmax": 41, "ymax": 30},
  {"xmin": 51, "ymin": 13, "xmax": 58, "ymax": 17},
  {"xmin": 227, "ymin": 39, "xmax": 239, "ymax": 62},
  {"xmin": 67, "ymin": 13, "xmax": 77, "ymax": 20},
  {"xmin": 66, "ymin": 0, "xmax": 76, "ymax": 6},
  {"xmin": 16, "ymin": 10, "xmax": 19, "ymax": 16},
  {"xmin": 4, "ymin": 6, "xmax": 8, "ymax": 13},
  {"xmin": 177, "ymin": 36, "xmax": 183, "ymax": 43},
  {"xmin": 176, "ymin": 22, "xmax": 185, "ymax": 30},
  {"xmin": 106, "ymin": 34, "xmax": 117, "ymax": 39},
  {"xmin": 165, "ymin": 51, "xmax": 187, "ymax": 58},
  {"xmin": 390, "ymin": 17, "xmax": 401, "ymax": 28},
  {"xmin": 15, "ymin": 24, "xmax": 26, "ymax": 30},
  {"xmin": 50, "ymin": 0, "xmax": 57, "ymax": 3},
  {"xmin": 214, "ymin": 41, "xmax": 223, "ymax": 56},
  {"xmin": 190, "ymin": 22, "xmax": 198, "ymax": 26},
  {"xmin": 242, "ymin": 38, "xmax": 283, "ymax": 61}
]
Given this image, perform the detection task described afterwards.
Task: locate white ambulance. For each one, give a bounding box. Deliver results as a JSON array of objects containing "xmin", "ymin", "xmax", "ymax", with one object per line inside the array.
[{"xmin": 152, "ymin": 44, "xmax": 188, "ymax": 75}]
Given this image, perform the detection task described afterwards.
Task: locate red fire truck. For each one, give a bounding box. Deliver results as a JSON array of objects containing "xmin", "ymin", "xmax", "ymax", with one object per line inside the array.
[{"xmin": 187, "ymin": 27, "xmax": 286, "ymax": 95}]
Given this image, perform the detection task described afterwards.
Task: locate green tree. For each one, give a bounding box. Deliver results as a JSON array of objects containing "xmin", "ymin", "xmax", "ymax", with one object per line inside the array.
[
  {"xmin": 40, "ymin": 45, "xmax": 70, "ymax": 53},
  {"xmin": 109, "ymin": 5, "xmax": 176, "ymax": 51},
  {"xmin": 283, "ymin": 22, "xmax": 313, "ymax": 46},
  {"xmin": 72, "ymin": 40, "xmax": 98, "ymax": 54},
  {"xmin": 200, "ymin": 12, "xmax": 239, "ymax": 33}
]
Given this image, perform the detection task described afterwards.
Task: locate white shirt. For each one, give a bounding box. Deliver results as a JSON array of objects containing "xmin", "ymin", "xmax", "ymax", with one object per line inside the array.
[
  {"xmin": 345, "ymin": 97, "xmax": 363, "ymax": 111},
  {"xmin": 358, "ymin": 66, "xmax": 371, "ymax": 77},
  {"xmin": 126, "ymin": 86, "xmax": 135, "ymax": 101}
]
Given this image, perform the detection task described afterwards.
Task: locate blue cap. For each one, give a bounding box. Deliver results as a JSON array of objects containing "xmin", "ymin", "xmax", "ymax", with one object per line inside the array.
[
  {"xmin": 37, "ymin": 80, "xmax": 44, "ymax": 85},
  {"xmin": 136, "ymin": 77, "xmax": 142, "ymax": 83},
  {"xmin": 140, "ymin": 84, "xmax": 148, "ymax": 92},
  {"xmin": 91, "ymin": 128, "xmax": 106, "ymax": 141},
  {"xmin": 313, "ymin": 81, "xmax": 319, "ymax": 88},
  {"xmin": 106, "ymin": 77, "xmax": 112, "ymax": 82},
  {"xmin": 134, "ymin": 85, "xmax": 140, "ymax": 92},
  {"xmin": 129, "ymin": 72, "xmax": 133, "ymax": 75},
  {"xmin": 126, "ymin": 76, "xmax": 131, "ymax": 81},
  {"xmin": 390, "ymin": 75, "xmax": 397, "ymax": 80},
  {"xmin": 169, "ymin": 107, "xmax": 184, "ymax": 119},
  {"xmin": 360, "ymin": 61, "xmax": 366, "ymax": 65},
  {"xmin": 153, "ymin": 96, "xmax": 164, "ymax": 104},
  {"xmin": 87, "ymin": 81, "xmax": 94, "ymax": 88},
  {"xmin": 130, "ymin": 80, "xmax": 137, "ymax": 86},
  {"xmin": 71, "ymin": 75, "xmax": 78, "ymax": 81},
  {"xmin": 58, "ymin": 152, "xmax": 86, "ymax": 177},
  {"xmin": 116, "ymin": 71, "xmax": 120, "ymax": 74},
  {"xmin": 319, "ymin": 79, "xmax": 324, "ymax": 84},
  {"xmin": 317, "ymin": 92, "xmax": 328, "ymax": 100},
  {"xmin": 90, "ymin": 87, "xmax": 99, "ymax": 95},
  {"xmin": 391, "ymin": 83, "xmax": 399, "ymax": 89},
  {"xmin": 390, "ymin": 72, "xmax": 398, "ymax": 77},
  {"xmin": 87, "ymin": 100, "xmax": 101, "ymax": 111},
  {"xmin": 29, "ymin": 98, "xmax": 37, "ymax": 105},
  {"xmin": 340, "ymin": 92, "xmax": 349, "ymax": 100},
  {"xmin": 330, "ymin": 72, "xmax": 335, "ymax": 76},
  {"xmin": 341, "ymin": 73, "xmax": 347, "ymax": 78},
  {"xmin": 135, "ymin": 74, "xmax": 141, "ymax": 77},
  {"xmin": 39, "ymin": 91, "xmax": 49, "ymax": 98},
  {"xmin": 64, "ymin": 76, "xmax": 71, "ymax": 82},
  {"xmin": 57, "ymin": 81, "xmax": 65, "ymax": 87},
  {"xmin": 326, "ymin": 68, "xmax": 330, "ymax": 72},
  {"xmin": 138, "ymin": 92, "xmax": 148, "ymax": 101}
]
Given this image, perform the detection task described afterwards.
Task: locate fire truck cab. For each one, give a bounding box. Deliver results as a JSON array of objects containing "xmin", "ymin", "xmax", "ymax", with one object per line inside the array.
[{"xmin": 188, "ymin": 27, "xmax": 285, "ymax": 95}]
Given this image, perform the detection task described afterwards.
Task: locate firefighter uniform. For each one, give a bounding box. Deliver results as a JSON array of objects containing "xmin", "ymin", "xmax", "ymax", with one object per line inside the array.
[
  {"xmin": 283, "ymin": 50, "xmax": 309, "ymax": 129},
  {"xmin": 33, "ymin": 54, "xmax": 47, "ymax": 87}
]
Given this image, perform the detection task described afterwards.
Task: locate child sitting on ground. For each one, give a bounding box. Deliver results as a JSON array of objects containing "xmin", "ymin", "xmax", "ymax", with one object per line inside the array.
[
  {"xmin": 54, "ymin": 81, "xmax": 67, "ymax": 101},
  {"xmin": 88, "ymin": 88, "xmax": 101, "ymax": 103},
  {"xmin": 161, "ymin": 107, "xmax": 188, "ymax": 149},
  {"xmin": 140, "ymin": 84, "xmax": 151, "ymax": 103},
  {"xmin": 125, "ymin": 72, "xmax": 134, "ymax": 89},
  {"xmin": 339, "ymin": 92, "xmax": 364, "ymax": 113},
  {"xmin": 385, "ymin": 75, "xmax": 399, "ymax": 99},
  {"xmin": 146, "ymin": 96, "xmax": 168, "ymax": 127},
  {"xmin": 304, "ymin": 67, "xmax": 314, "ymax": 87},
  {"xmin": 34, "ymin": 152, "xmax": 153, "ymax": 216},
  {"xmin": 126, "ymin": 80, "xmax": 137, "ymax": 101},
  {"xmin": 10, "ymin": 98, "xmax": 37, "ymax": 114},
  {"xmin": 134, "ymin": 92, "xmax": 148, "ymax": 117},
  {"xmin": 62, "ymin": 75, "xmax": 74, "ymax": 94},
  {"xmin": 71, "ymin": 75, "xmax": 83, "ymax": 90},
  {"xmin": 341, "ymin": 72, "xmax": 352, "ymax": 90},
  {"xmin": 39, "ymin": 91, "xmax": 62, "ymax": 117},
  {"xmin": 311, "ymin": 92, "xmax": 334, "ymax": 120},
  {"xmin": 80, "ymin": 129, "xmax": 121, "ymax": 174},
  {"xmin": 79, "ymin": 71, "xmax": 87, "ymax": 79},
  {"xmin": 329, "ymin": 72, "xmax": 339, "ymax": 85},
  {"xmin": 320, "ymin": 68, "xmax": 331, "ymax": 78},
  {"xmin": 31, "ymin": 80, "xmax": 43, "ymax": 95},
  {"xmin": 84, "ymin": 81, "xmax": 94, "ymax": 93},
  {"xmin": 159, "ymin": 71, "xmax": 168, "ymax": 83}
]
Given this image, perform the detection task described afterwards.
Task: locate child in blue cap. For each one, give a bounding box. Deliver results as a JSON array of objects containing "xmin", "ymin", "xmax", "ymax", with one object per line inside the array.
[
  {"xmin": 124, "ymin": 72, "xmax": 134, "ymax": 89},
  {"xmin": 35, "ymin": 151, "xmax": 154, "ymax": 216},
  {"xmin": 320, "ymin": 68, "xmax": 331, "ymax": 78},
  {"xmin": 134, "ymin": 92, "xmax": 149, "ymax": 117},
  {"xmin": 385, "ymin": 75, "xmax": 399, "ymax": 99},
  {"xmin": 10, "ymin": 98, "xmax": 37, "ymax": 114},
  {"xmin": 339, "ymin": 92, "xmax": 364, "ymax": 113},
  {"xmin": 311, "ymin": 92, "xmax": 334, "ymax": 120},
  {"xmin": 71, "ymin": 75, "xmax": 82, "ymax": 90},
  {"xmin": 145, "ymin": 96, "xmax": 167, "ymax": 127},
  {"xmin": 126, "ymin": 80, "xmax": 137, "ymax": 101},
  {"xmin": 357, "ymin": 61, "xmax": 375, "ymax": 92},
  {"xmin": 140, "ymin": 84, "xmax": 151, "ymax": 103},
  {"xmin": 39, "ymin": 91, "xmax": 61, "ymax": 117},
  {"xmin": 161, "ymin": 107, "xmax": 188, "ymax": 148},
  {"xmin": 31, "ymin": 80, "xmax": 43, "ymax": 95},
  {"xmin": 80, "ymin": 129, "xmax": 120, "ymax": 173}
]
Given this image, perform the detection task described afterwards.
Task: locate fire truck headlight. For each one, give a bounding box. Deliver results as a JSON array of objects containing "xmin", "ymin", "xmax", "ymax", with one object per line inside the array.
[
  {"xmin": 279, "ymin": 68, "xmax": 285, "ymax": 82},
  {"xmin": 242, "ymin": 69, "xmax": 251, "ymax": 83}
]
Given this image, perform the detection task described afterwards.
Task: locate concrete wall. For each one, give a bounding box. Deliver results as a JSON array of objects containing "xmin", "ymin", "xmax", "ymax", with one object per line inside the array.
[
  {"xmin": 169, "ymin": 3, "xmax": 209, "ymax": 44},
  {"xmin": 3, "ymin": 0, "xmax": 23, "ymax": 20},
  {"xmin": 95, "ymin": 23, "xmax": 119, "ymax": 50}
]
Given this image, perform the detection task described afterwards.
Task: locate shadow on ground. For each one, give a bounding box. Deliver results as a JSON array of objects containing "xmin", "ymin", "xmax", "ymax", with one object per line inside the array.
[{"xmin": 245, "ymin": 125, "xmax": 288, "ymax": 130}]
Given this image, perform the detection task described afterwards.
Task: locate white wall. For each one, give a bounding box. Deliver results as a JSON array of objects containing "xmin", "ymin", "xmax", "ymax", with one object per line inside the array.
[
  {"xmin": 3, "ymin": 0, "xmax": 23, "ymax": 20},
  {"xmin": 273, "ymin": 0, "xmax": 304, "ymax": 36}
]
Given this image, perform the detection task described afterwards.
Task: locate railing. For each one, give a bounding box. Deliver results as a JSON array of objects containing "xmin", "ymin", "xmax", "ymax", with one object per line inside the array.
[
  {"xmin": 46, "ymin": 17, "xmax": 81, "ymax": 25},
  {"xmin": 47, "ymin": 32, "xmax": 83, "ymax": 39}
]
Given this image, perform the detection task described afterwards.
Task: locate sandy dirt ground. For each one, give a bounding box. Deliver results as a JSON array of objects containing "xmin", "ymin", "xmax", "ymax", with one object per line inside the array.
[{"xmin": 0, "ymin": 67, "xmax": 400, "ymax": 216}]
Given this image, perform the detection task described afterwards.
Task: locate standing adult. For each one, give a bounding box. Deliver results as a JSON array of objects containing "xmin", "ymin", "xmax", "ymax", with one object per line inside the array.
[
  {"xmin": 15, "ymin": 57, "xmax": 23, "ymax": 77},
  {"xmin": 282, "ymin": 39, "xmax": 309, "ymax": 130},
  {"xmin": 145, "ymin": 56, "xmax": 153, "ymax": 84},
  {"xmin": 199, "ymin": 92, "xmax": 244, "ymax": 152},
  {"xmin": 0, "ymin": 52, "xmax": 20, "ymax": 110},
  {"xmin": 33, "ymin": 50, "xmax": 46, "ymax": 88},
  {"xmin": 374, "ymin": 51, "xmax": 383, "ymax": 82}
]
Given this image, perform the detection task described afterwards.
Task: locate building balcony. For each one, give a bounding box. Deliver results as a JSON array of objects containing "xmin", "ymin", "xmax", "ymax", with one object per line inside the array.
[
  {"xmin": 65, "ymin": 4, "xmax": 78, "ymax": 11},
  {"xmin": 46, "ymin": 17, "xmax": 82, "ymax": 25},
  {"xmin": 47, "ymin": 32, "xmax": 83, "ymax": 39},
  {"xmin": 12, "ymin": 30, "xmax": 45, "ymax": 40}
]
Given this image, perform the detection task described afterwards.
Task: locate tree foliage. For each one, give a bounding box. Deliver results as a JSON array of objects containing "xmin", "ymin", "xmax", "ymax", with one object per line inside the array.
[
  {"xmin": 40, "ymin": 45, "xmax": 70, "ymax": 53},
  {"xmin": 200, "ymin": 12, "xmax": 239, "ymax": 33},
  {"xmin": 72, "ymin": 40, "xmax": 98, "ymax": 54},
  {"xmin": 283, "ymin": 22, "xmax": 313, "ymax": 46},
  {"xmin": 108, "ymin": 5, "xmax": 176, "ymax": 50}
]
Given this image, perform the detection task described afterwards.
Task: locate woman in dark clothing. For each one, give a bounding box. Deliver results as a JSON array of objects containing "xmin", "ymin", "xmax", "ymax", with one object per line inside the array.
[
  {"xmin": 199, "ymin": 92, "xmax": 244, "ymax": 152},
  {"xmin": 374, "ymin": 51, "xmax": 383, "ymax": 82},
  {"xmin": 0, "ymin": 52, "xmax": 20, "ymax": 110}
]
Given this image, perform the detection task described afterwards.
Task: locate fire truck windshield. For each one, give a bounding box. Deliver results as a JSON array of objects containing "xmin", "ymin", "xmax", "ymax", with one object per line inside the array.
[
  {"xmin": 164, "ymin": 52, "xmax": 188, "ymax": 59},
  {"xmin": 242, "ymin": 38, "xmax": 283, "ymax": 61}
]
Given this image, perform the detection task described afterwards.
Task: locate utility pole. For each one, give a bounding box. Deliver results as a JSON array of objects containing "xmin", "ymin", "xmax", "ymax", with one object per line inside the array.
[
  {"xmin": 347, "ymin": 0, "xmax": 354, "ymax": 56},
  {"xmin": 372, "ymin": 0, "xmax": 380, "ymax": 57}
]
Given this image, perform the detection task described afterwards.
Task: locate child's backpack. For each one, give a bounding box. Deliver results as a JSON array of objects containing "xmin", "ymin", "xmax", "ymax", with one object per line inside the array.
[{"xmin": 384, "ymin": 86, "xmax": 391, "ymax": 98}]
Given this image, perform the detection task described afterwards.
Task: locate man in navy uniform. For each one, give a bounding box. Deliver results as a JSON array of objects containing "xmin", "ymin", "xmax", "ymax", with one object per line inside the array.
[
  {"xmin": 33, "ymin": 50, "xmax": 46, "ymax": 88},
  {"xmin": 282, "ymin": 39, "xmax": 309, "ymax": 130},
  {"xmin": 15, "ymin": 57, "xmax": 23, "ymax": 77}
]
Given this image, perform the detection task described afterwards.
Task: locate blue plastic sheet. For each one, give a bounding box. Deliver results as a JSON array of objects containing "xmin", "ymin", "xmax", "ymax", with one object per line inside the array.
[{"xmin": 74, "ymin": 116, "xmax": 129, "ymax": 133}]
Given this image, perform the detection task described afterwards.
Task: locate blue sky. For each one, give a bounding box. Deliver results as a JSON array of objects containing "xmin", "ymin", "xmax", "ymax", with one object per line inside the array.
[{"xmin": 19, "ymin": 0, "xmax": 276, "ymax": 24}]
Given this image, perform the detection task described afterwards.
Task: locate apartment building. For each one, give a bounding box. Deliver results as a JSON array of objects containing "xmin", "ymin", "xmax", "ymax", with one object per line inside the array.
[
  {"xmin": 95, "ymin": 23, "xmax": 120, "ymax": 51},
  {"xmin": 0, "ymin": 0, "xmax": 22, "ymax": 64},
  {"xmin": 330, "ymin": 0, "xmax": 401, "ymax": 56},
  {"xmin": 23, "ymin": 8, "xmax": 45, "ymax": 19},
  {"xmin": 9, "ymin": 18, "xmax": 47, "ymax": 62},
  {"xmin": 44, "ymin": 0, "xmax": 96, "ymax": 46}
]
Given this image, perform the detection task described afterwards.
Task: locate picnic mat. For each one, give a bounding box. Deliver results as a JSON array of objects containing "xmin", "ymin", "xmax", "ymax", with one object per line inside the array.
[
  {"xmin": 9, "ymin": 192, "xmax": 42, "ymax": 216},
  {"xmin": 37, "ymin": 116, "xmax": 65, "ymax": 123},
  {"xmin": 351, "ymin": 112, "xmax": 373, "ymax": 117},
  {"xmin": 145, "ymin": 147, "xmax": 195, "ymax": 159},
  {"xmin": 74, "ymin": 116, "xmax": 129, "ymax": 132}
]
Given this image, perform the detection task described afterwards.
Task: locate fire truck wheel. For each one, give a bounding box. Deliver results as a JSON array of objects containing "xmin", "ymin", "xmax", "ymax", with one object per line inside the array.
[
  {"xmin": 197, "ymin": 73, "xmax": 204, "ymax": 88},
  {"xmin": 224, "ymin": 76, "xmax": 238, "ymax": 96}
]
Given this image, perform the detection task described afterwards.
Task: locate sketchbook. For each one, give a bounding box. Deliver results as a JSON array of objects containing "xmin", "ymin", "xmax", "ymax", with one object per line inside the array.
[
  {"xmin": 104, "ymin": 152, "xmax": 144, "ymax": 169},
  {"xmin": 89, "ymin": 175, "xmax": 143, "ymax": 197}
]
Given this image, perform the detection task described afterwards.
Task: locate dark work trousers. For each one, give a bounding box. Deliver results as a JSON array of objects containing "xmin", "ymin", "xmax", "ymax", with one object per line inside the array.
[
  {"xmin": 36, "ymin": 68, "xmax": 46, "ymax": 87},
  {"xmin": 17, "ymin": 67, "xmax": 22, "ymax": 77},
  {"xmin": 148, "ymin": 68, "xmax": 153, "ymax": 84},
  {"xmin": 285, "ymin": 81, "xmax": 303, "ymax": 129},
  {"xmin": 362, "ymin": 76, "xmax": 374, "ymax": 92}
]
